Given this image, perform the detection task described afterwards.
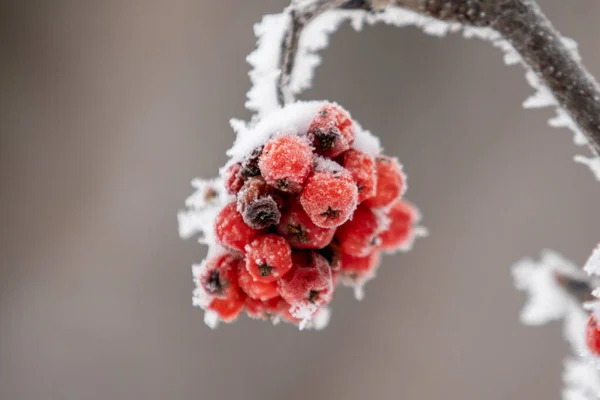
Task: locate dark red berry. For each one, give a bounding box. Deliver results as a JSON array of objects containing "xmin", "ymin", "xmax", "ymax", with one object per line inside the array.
[
  {"xmin": 198, "ymin": 253, "xmax": 241, "ymax": 299},
  {"xmin": 237, "ymin": 176, "xmax": 281, "ymax": 229},
  {"xmin": 224, "ymin": 163, "xmax": 244, "ymax": 195}
]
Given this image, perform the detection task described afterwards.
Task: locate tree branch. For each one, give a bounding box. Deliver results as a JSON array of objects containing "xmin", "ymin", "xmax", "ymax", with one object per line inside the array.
[{"xmin": 277, "ymin": 0, "xmax": 600, "ymax": 155}]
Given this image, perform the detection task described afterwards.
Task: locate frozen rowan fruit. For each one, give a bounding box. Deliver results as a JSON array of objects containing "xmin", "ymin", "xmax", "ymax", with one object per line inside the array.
[
  {"xmin": 237, "ymin": 176, "xmax": 281, "ymax": 229},
  {"xmin": 224, "ymin": 163, "xmax": 244, "ymax": 195},
  {"xmin": 241, "ymin": 146, "xmax": 263, "ymax": 178},
  {"xmin": 363, "ymin": 156, "xmax": 405, "ymax": 209},
  {"xmin": 207, "ymin": 291, "xmax": 245, "ymax": 323},
  {"xmin": 259, "ymin": 136, "xmax": 313, "ymax": 193},
  {"xmin": 587, "ymin": 315, "xmax": 600, "ymax": 356},
  {"xmin": 336, "ymin": 204, "xmax": 380, "ymax": 257},
  {"xmin": 277, "ymin": 251, "xmax": 333, "ymax": 319},
  {"xmin": 379, "ymin": 199, "xmax": 416, "ymax": 252},
  {"xmin": 340, "ymin": 251, "xmax": 381, "ymax": 287},
  {"xmin": 307, "ymin": 103, "xmax": 355, "ymax": 158},
  {"xmin": 343, "ymin": 149, "xmax": 376, "ymax": 203},
  {"xmin": 244, "ymin": 296, "xmax": 282, "ymax": 320},
  {"xmin": 245, "ymin": 234, "xmax": 293, "ymax": 283},
  {"xmin": 299, "ymin": 168, "xmax": 358, "ymax": 228},
  {"xmin": 237, "ymin": 260, "xmax": 279, "ymax": 301},
  {"xmin": 215, "ymin": 202, "xmax": 263, "ymax": 253},
  {"xmin": 198, "ymin": 253, "xmax": 241, "ymax": 299},
  {"xmin": 276, "ymin": 200, "xmax": 335, "ymax": 249}
]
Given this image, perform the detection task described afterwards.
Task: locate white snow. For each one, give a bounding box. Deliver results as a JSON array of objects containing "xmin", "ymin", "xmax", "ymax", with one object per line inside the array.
[{"xmin": 584, "ymin": 243, "xmax": 600, "ymax": 276}]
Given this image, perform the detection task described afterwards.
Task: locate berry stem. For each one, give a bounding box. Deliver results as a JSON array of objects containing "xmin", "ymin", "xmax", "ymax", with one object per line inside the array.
[{"xmin": 277, "ymin": 0, "xmax": 600, "ymax": 155}]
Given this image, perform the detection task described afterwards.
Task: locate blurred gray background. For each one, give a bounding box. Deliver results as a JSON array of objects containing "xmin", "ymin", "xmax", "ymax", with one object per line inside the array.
[{"xmin": 2, "ymin": 1, "xmax": 600, "ymax": 399}]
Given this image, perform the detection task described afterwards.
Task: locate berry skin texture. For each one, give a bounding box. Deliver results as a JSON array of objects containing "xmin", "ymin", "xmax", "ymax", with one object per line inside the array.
[
  {"xmin": 336, "ymin": 204, "xmax": 380, "ymax": 257},
  {"xmin": 237, "ymin": 260, "xmax": 279, "ymax": 301},
  {"xmin": 340, "ymin": 251, "xmax": 381, "ymax": 287},
  {"xmin": 237, "ymin": 176, "xmax": 281, "ymax": 229},
  {"xmin": 224, "ymin": 163, "xmax": 244, "ymax": 195},
  {"xmin": 587, "ymin": 315, "xmax": 600, "ymax": 356},
  {"xmin": 343, "ymin": 149, "xmax": 376, "ymax": 203},
  {"xmin": 299, "ymin": 168, "xmax": 358, "ymax": 228},
  {"xmin": 245, "ymin": 234, "xmax": 293, "ymax": 283},
  {"xmin": 363, "ymin": 156, "xmax": 406, "ymax": 209},
  {"xmin": 207, "ymin": 292, "xmax": 245, "ymax": 323},
  {"xmin": 379, "ymin": 199, "xmax": 415, "ymax": 252},
  {"xmin": 277, "ymin": 251, "xmax": 334, "ymax": 319},
  {"xmin": 244, "ymin": 296, "xmax": 282, "ymax": 320},
  {"xmin": 215, "ymin": 202, "xmax": 264, "ymax": 253},
  {"xmin": 259, "ymin": 136, "xmax": 313, "ymax": 193},
  {"xmin": 198, "ymin": 253, "xmax": 241, "ymax": 300},
  {"xmin": 276, "ymin": 200, "xmax": 335, "ymax": 249},
  {"xmin": 307, "ymin": 103, "xmax": 355, "ymax": 158}
]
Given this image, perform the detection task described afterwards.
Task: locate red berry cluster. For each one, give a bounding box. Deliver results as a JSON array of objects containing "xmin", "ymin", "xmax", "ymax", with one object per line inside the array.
[
  {"xmin": 194, "ymin": 102, "xmax": 422, "ymax": 328},
  {"xmin": 586, "ymin": 315, "xmax": 600, "ymax": 356}
]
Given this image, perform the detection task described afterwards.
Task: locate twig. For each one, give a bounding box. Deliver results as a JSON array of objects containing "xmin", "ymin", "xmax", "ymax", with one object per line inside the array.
[{"xmin": 277, "ymin": 0, "xmax": 600, "ymax": 155}]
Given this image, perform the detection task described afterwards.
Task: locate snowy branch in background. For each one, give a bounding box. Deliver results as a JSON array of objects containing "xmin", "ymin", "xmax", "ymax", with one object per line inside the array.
[
  {"xmin": 513, "ymin": 250, "xmax": 600, "ymax": 400},
  {"xmin": 244, "ymin": 0, "xmax": 600, "ymax": 178}
]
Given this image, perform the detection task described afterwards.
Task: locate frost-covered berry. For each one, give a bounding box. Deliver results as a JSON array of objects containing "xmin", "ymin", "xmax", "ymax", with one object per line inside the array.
[
  {"xmin": 340, "ymin": 251, "xmax": 381, "ymax": 289},
  {"xmin": 238, "ymin": 260, "xmax": 279, "ymax": 301},
  {"xmin": 245, "ymin": 234, "xmax": 293, "ymax": 283},
  {"xmin": 259, "ymin": 136, "xmax": 313, "ymax": 192},
  {"xmin": 307, "ymin": 103, "xmax": 355, "ymax": 158},
  {"xmin": 277, "ymin": 251, "xmax": 333, "ymax": 319},
  {"xmin": 207, "ymin": 293, "xmax": 245, "ymax": 323},
  {"xmin": 587, "ymin": 315, "xmax": 600, "ymax": 356},
  {"xmin": 224, "ymin": 163, "xmax": 244, "ymax": 195},
  {"xmin": 215, "ymin": 202, "xmax": 264, "ymax": 253},
  {"xmin": 379, "ymin": 199, "xmax": 416, "ymax": 252},
  {"xmin": 336, "ymin": 204, "xmax": 381, "ymax": 257},
  {"xmin": 299, "ymin": 167, "xmax": 358, "ymax": 228},
  {"xmin": 276, "ymin": 200, "xmax": 335, "ymax": 249},
  {"xmin": 244, "ymin": 296, "xmax": 282, "ymax": 320},
  {"xmin": 363, "ymin": 156, "xmax": 405, "ymax": 209},
  {"xmin": 198, "ymin": 253, "xmax": 241, "ymax": 299},
  {"xmin": 343, "ymin": 149, "xmax": 376, "ymax": 203},
  {"xmin": 241, "ymin": 146, "xmax": 263, "ymax": 178},
  {"xmin": 237, "ymin": 176, "xmax": 281, "ymax": 229}
]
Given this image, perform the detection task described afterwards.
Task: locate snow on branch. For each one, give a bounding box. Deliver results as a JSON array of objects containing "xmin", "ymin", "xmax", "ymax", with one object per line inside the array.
[
  {"xmin": 513, "ymin": 250, "xmax": 600, "ymax": 400},
  {"xmin": 243, "ymin": 0, "xmax": 600, "ymax": 179}
]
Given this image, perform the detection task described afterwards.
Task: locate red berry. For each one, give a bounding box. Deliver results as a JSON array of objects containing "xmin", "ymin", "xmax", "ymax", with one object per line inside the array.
[
  {"xmin": 244, "ymin": 296, "xmax": 282, "ymax": 320},
  {"xmin": 379, "ymin": 199, "xmax": 416, "ymax": 252},
  {"xmin": 343, "ymin": 149, "xmax": 376, "ymax": 203},
  {"xmin": 307, "ymin": 103, "xmax": 355, "ymax": 158},
  {"xmin": 207, "ymin": 293, "xmax": 245, "ymax": 323},
  {"xmin": 259, "ymin": 136, "xmax": 313, "ymax": 193},
  {"xmin": 276, "ymin": 200, "xmax": 335, "ymax": 249},
  {"xmin": 197, "ymin": 253, "xmax": 241, "ymax": 299},
  {"xmin": 224, "ymin": 163, "xmax": 244, "ymax": 195},
  {"xmin": 299, "ymin": 167, "xmax": 358, "ymax": 228},
  {"xmin": 277, "ymin": 251, "xmax": 333, "ymax": 319},
  {"xmin": 245, "ymin": 234, "xmax": 293, "ymax": 283},
  {"xmin": 336, "ymin": 204, "xmax": 381, "ymax": 257},
  {"xmin": 238, "ymin": 260, "xmax": 280, "ymax": 301},
  {"xmin": 340, "ymin": 251, "xmax": 381, "ymax": 290},
  {"xmin": 215, "ymin": 202, "xmax": 264, "ymax": 253},
  {"xmin": 363, "ymin": 156, "xmax": 405, "ymax": 209},
  {"xmin": 237, "ymin": 176, "xmax": 281, "ymax": 229},
  {"xmin": 587, "ymin": 315, "xmax": 600, "ymax": 356}
]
